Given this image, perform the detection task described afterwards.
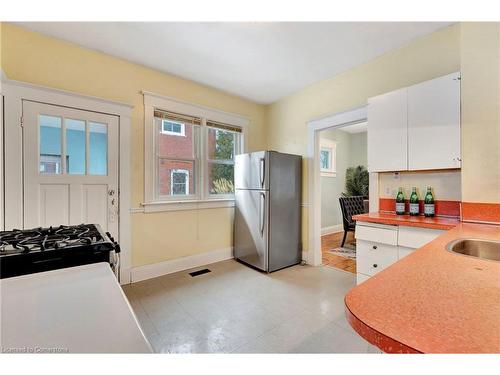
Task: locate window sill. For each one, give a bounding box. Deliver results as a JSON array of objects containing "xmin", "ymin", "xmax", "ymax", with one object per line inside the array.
[
  {"xmin": 134, "ymin": 199, "xmax": 235, "ymax": 213},
  {"xmin": 321, "ymin": 171, "xmax": 337, "ymax": 177}
]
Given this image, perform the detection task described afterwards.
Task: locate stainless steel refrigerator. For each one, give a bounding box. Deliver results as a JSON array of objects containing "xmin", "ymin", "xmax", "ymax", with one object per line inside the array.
[{"xmin": 234, "ymin": 151, "xmax": 302, "ymax": 272}]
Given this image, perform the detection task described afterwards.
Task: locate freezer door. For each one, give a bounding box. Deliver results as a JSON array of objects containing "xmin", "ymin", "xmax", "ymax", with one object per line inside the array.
[
  {"xmin": 234, "ymin": 189, "xmax": 268, "ymax": 271},
  {"xmin": 235, "ymin": 151, "xmax": 269, "ymax": 190}
]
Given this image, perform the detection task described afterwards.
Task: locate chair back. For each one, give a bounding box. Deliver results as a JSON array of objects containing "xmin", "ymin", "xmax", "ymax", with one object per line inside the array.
[{"xmin": 339, "ymin": 196, "xmax": 365, "ymax": 231}]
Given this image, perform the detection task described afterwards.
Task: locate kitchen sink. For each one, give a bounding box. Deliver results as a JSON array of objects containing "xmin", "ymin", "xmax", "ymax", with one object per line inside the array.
[{"xmin": 446, "ymin": 238, "xmax": 500, "ymax": 262}]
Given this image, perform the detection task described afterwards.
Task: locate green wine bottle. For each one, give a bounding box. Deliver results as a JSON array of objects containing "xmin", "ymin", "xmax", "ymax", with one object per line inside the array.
[
  {"xmin": 409, "ymin": 187, "xmax": 419, "ymax": 216},
  {"xmin": 396, "ymin": 187, "xmax": 405, "ymax": 215},
  {"xmin": 424, "ymin": 186, "xmax": 435, "ymax": 217}
]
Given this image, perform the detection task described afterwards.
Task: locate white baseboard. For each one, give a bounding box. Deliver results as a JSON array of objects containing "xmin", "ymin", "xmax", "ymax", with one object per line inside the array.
[
  {"xmin": 120, "ymin": 268, "xmax": 132, "ymax": 285},
  {"xmin": 130, "ymin": 247, "xmax": 233, "ymax": 283},
  {"xmin": 321, "ymin": 224, "xmax": 343, "ymax": 235}
]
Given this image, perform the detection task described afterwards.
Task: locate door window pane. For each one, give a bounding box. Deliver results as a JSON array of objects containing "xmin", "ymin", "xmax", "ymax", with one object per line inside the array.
[
  {"xmin": 89, "ymin": 122, "xmax": 108, "ymax": 175},
  {"xmin": 65, "ymin": 118, "xmax": 86, "ymax": 174},
  {"xmin": 39, "ymin": 115, "xmax": 62, "ymax": 174}
]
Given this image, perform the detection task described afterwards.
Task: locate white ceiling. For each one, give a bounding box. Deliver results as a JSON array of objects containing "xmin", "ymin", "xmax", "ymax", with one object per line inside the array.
[
  {"xmin": 16, "ymin": 22, "xmax": 453, "ymax": 104},
  {"xmin": 340, "ymin": 121, "xmax": 368, "ymax": 134}
]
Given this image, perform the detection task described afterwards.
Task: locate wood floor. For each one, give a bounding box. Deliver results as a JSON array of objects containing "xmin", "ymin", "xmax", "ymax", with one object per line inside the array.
[{"xmin": 321, "ymin": 231, "xmax": 356, "ymax": 274}]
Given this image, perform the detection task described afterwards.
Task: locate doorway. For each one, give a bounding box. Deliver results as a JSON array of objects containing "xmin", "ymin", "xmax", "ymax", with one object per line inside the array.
[
  {"xmin": 319, "ymin": 122, "xmax": 368, "ymax": 273},
  {"xmin": 306, "ymin": 106, "xmax": 378, "ymax": 268},
  {"xmin": 23, "ymin": 101, "xmax": 120, "ymax": 238}
]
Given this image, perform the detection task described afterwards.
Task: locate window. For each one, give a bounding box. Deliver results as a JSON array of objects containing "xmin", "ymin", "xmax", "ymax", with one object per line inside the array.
[
  {"xmin": 320, "ymin": 139, "xmax": 336, "ymax": 177},
  {"xmin": 144, "ymin": 95, "xmax": 247, "ymax": 210},
  {"xmin": 207, "ymin": 121, "xmax": 241, "ymax": 196},
  {"xmin": 320, "ymin": 149, "xmax": 330, "ymax": 170},
  {"xmin": 171, "ymin": 169, "xmax": 189, "ymax": 195},
  {"xmin": 162, "ymin": 120, "xmax": 185, "ymax": 136},
  {"xmin": 155, "ymin": 110, "xmax": 199, "ymax": 199}
]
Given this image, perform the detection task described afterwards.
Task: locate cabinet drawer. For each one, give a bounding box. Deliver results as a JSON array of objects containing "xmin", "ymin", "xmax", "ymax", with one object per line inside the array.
[
  {"xmin": 398, "ymin": 226, "xmax": 444, "ymax": 249},
  {"xmin": 357, "ymin": 240, "xmax": 399, "ymax": 276},
  {"xmin": 355, "ymin": 222, "xmax": 398, "ymax": 246},
  {"xmin": 357, "ymin": 273, "xmax": 371, "ymax": 285}
]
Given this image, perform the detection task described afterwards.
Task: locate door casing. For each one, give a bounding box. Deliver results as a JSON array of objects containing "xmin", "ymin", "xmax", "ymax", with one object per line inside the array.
[{"xmin": 2, "ymin": 78, "xmax": 133, "ymax": 283}]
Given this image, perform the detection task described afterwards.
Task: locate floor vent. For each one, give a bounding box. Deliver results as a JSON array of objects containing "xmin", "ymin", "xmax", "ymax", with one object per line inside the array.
[{"xmin": 189, "ymin": 268, "xmax": 211, "ymax": 277}]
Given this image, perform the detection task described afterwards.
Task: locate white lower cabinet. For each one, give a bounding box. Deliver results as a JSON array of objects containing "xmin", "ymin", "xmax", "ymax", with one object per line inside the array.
[
  {"xmin": 355, "ymin": 222, "xmax": 444, "ymax": 285},
  {"xmin": 356, "ymin": 273, "xmax": 371, "ymax": 285},
  {"xmin": 398, "ymin": 246, "xmax": 415, "ymax": 260},
  {"xmin": 357, "ymin": 240, "xmax": 398, "ymax": 277}
]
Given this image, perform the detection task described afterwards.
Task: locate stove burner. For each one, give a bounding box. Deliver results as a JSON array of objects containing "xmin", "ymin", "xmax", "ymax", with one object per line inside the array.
[{"xmin": 0, "ymin": 224, "xmax": 106, "ymax": 255}]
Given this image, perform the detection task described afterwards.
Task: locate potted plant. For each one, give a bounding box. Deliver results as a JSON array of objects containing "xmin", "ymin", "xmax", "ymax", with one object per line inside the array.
[{"xmin": 343, "ymin": 165, "xmax": 369, "ymax": 212}]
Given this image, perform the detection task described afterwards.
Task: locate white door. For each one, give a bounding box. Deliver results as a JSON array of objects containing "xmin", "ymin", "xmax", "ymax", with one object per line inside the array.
[
  {"xmin": 367, "ymin": 87, "xmax": 408, "ymax": 172},
  {"xmin": 408, "ymin": 72, "xmax": 461, "ymax": 170},
  {"xmin": 23, "ymin": 101, "xmax": 119, "ymax": 238}
]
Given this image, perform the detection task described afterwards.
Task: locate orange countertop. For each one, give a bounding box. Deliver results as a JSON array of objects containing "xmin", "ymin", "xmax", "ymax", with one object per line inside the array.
[
  {"xmin": 345, "ymin": 222, "xmax": 500, "ymax": 353},
  {"xmin": 353, "ymin": 212, "xmax": 459, "ymax": 230}
]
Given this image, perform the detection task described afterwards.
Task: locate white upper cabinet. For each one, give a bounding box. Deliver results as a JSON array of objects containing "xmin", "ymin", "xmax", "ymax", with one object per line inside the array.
[
  {"xmin": 407, "ymin": 72, "xmax": 461, "ymax": 170},
  {"xmin": 367, "ymin": 88, "xmax": 408, "ymax": 172},
  {"xmin": 367, "ymin": 72, "xmax": 461, "ymax": 172}
]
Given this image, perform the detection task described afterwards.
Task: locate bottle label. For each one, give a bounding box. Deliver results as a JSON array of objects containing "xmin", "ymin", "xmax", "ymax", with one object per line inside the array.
[
  {"xmin": 424, "ymin": 204, "xmax": 435, "ymax": 215},
  {"xmin": 396, "ymin": 202, "xmax": 405, "ymax": 213},
  {"xmin": 409, "ymin": 203, "xmax": 419, "ymax": 214}
]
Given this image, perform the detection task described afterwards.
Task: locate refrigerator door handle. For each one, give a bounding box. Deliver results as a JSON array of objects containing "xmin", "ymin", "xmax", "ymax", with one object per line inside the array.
[
  {"xmin": 259, "ymin": 191, "xmax": 266, "ymax": 236},
  {"xmin": 259, "ymin": 157, "xmax": 265, "ymax": 188}
]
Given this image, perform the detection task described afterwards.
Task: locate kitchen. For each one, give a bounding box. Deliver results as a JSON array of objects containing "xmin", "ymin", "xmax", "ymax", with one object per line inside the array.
[{"xmin": 1, "ymin": 7, "xmax": 500, "ymax": 371}]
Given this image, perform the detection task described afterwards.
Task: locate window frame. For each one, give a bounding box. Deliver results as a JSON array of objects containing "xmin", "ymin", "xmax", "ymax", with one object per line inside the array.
[
  {"xmin": 143, "ymin": 93, "xmax": 248, "ymax": 212},
  {"xmin": 320, "ymin": 139, "xmax": 337, "ymax": 177}
]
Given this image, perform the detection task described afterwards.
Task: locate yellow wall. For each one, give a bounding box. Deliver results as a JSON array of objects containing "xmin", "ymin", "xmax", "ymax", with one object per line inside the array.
[
  {"xmin": 460, "ymin": 22, "xmax": 500, "ymax": 204},
  {"xmin": 265, "ymin": 24, "xmax": 462, "ymax": 249},
  {"xmin": 1, "ymin": 23, "xmax": 267, "ymax": 267}
]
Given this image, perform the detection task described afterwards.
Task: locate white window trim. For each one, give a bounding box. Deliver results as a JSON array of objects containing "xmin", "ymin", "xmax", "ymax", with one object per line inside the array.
[
  {"xmin": 320, "ymin": 139, "xmax": 337, "ymax": 177},
  {"xmin": 143, "ymin": 92, "xmax": 249, "ymax": 212},
  {"xmin": 161, "ymin": 119, "xmax": 185, "ymax": 136},
  {"xmin": 170, "ymin": 169, "xmax": 189, "ymax": 195}
]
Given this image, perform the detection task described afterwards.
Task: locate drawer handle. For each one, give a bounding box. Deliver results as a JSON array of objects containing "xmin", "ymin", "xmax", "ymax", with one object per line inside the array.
[
  {"xmin": 372, "ymin": 245, "xmax": 377, "ymax": 250},
  {"xmin": 373, "ymin": 264, "xmax": 378, "ymax": 268}
]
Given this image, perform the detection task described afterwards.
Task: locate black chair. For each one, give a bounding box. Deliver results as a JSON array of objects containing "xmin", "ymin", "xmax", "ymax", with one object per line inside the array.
[{"xmin": 339, "ymin": 196, "xmax": 366, "ymax": 248}]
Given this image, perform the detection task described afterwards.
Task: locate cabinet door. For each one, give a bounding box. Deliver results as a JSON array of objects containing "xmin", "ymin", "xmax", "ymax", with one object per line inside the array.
[
  {"xmin": 408, "ymin": 72, "xmax": 461, "ymax": 170},
  {"xmin": 367, "ymin": 88, "xmax": 408, "ymax": 172}
]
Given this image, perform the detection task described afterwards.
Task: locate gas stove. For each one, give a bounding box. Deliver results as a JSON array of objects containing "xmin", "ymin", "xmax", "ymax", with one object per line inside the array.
[{"xmin": 0, "ymin": 224, "xmax": 120, "ymax": 279}]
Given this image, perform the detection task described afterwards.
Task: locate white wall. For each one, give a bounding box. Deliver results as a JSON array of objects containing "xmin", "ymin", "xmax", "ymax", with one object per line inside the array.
[
  {"xmin": 379, "ymin": 170, "xmax": 462, "ymax": 201},
  {"xmin": 320, "ymin": 129, "xmax": 367, "ymax": 232},
  {"xmin": 349, "ymin": 132, "xmax": 367, "ymax": 168}
]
